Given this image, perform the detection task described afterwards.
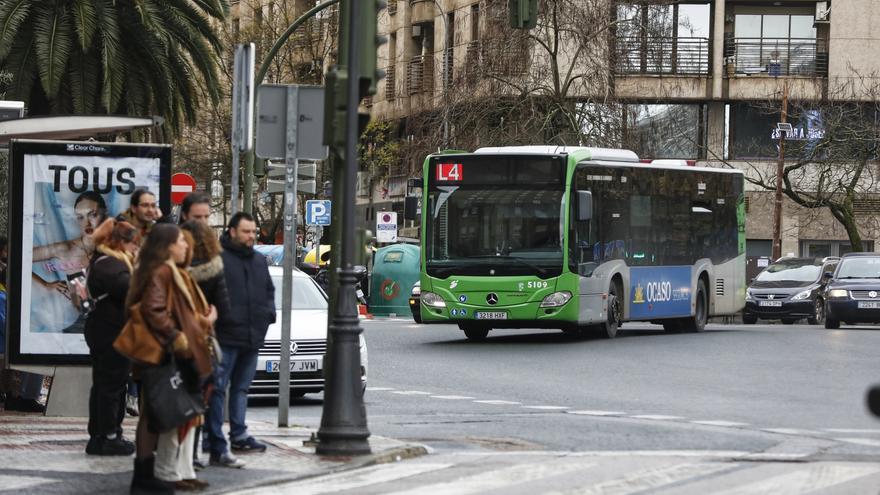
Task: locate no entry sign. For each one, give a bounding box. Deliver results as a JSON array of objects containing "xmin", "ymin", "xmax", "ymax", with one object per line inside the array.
[{"xmin": 171, "ymin": 173, "xmax": 197, "ymax": 204}]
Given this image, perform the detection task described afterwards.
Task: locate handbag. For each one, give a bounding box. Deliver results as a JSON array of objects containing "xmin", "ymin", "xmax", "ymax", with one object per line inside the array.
[
  {"xmin": 113, "ymin": 302, "xmax": 165, "ymax": 365},
  {"xmin": 140, "ymin": 354, "xmax": 206, "ymax": 432},
  {"xmin": 113, "ymin": 278, "xmax": 174, "ymax": 365}
]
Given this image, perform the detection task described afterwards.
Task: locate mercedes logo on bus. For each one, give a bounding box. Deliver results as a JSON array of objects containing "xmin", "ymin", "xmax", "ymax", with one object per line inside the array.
[{"xmin": 486, "ymin": 293, "xmax": 499, "ymax": 305}]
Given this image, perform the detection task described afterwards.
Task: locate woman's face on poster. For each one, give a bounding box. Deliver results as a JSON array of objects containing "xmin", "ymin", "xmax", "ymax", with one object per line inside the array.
[{"xmin": 75, "ymin": 199, "xmax": 104, "ymax": 237}]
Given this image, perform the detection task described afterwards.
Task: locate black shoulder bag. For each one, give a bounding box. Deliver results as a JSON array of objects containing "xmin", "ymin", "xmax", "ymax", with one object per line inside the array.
[{"xmin": 140, "ymin": 352, "xmax": 206, "ymax": 432}]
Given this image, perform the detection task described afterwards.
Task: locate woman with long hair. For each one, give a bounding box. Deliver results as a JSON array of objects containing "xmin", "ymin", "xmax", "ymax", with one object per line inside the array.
[
  {"xmin": 180, "ymin": 220, "xmax": 229, "ymax": 468},
  {"xmin": 84, "ymin": 219, "xmax": 140, "ymax": 456},
  {"xmin": 127, "ymin": 224, "xmax": 216, "ymax": 494}
]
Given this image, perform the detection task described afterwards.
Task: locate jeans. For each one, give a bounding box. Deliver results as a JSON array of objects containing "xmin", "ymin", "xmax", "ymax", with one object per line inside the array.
[{"xmin": 205, "ymin": 345, "xmax": 258, "ymax": 457}]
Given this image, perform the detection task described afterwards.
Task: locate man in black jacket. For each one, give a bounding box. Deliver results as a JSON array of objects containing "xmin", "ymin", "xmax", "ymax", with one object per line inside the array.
[{"xmin": 207, "ymin": 212, "xmax": 275, "ymax": 467}]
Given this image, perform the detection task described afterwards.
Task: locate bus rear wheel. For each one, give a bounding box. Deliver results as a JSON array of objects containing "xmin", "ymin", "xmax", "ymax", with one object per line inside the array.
[
  {"xmin": 682, "ymin": 279, "xmax": 708, "ymax": 333},
  {"xmin": 460, "ymin": 325, "xmax": 490, "ymax": 341}
]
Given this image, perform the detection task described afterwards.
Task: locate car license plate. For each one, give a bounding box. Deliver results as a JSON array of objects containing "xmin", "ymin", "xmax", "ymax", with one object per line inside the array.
[
  {"xmin": 266, "ymin": 360, "xmax": 319, "ymax": 372},
  {"xmin": 758, "ymin": 301, "xmax": 783, "ymax": 307},
  {"xmin": 857, "ymin": 301, "xmax": 880, "ymax": 309},
  {"xmin": 475, "ymin": 311, "xmax": 508, "ymax": 320}
]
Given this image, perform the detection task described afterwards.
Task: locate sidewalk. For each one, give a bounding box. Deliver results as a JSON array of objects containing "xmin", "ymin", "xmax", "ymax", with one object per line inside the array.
[{"xmin": 0, "ymin": 410, "xmax": 427, "ymax": 494}]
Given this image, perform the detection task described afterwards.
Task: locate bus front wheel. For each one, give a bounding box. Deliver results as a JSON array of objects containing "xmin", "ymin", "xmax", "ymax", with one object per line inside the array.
[
  {"xmin": 596, "ymin": 282, "xmax": 622, "ymax": 339},
  {"xmin": 460, "ymin": 325, "xmax": 490, "ymax": 341},
  {"xmin": 683, "ymin": 279, "xmax": 708, "ymax": 333}
]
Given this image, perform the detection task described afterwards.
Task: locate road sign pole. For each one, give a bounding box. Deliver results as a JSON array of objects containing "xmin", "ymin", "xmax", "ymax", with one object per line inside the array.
[{"xmin": 279, "ymin": 85, "xmax": 299, "ymax": 427}]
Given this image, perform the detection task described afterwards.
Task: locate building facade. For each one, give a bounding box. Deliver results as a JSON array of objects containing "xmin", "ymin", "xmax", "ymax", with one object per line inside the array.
[{"xmin": 370, "ymin": 0, "xmax": 880, "ymax": 258}]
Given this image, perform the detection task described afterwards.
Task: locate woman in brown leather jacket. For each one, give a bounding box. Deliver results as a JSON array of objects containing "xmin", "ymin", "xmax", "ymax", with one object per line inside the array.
[{"xmin": 126, "ymin": 224, "xmax": 217, "ymax": 494}]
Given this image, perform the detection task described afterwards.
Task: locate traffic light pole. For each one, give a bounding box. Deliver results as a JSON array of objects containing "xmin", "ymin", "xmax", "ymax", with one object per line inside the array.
[{"xmin": 316, "ymin": 0, "xmax": 371, "ymax": 456}]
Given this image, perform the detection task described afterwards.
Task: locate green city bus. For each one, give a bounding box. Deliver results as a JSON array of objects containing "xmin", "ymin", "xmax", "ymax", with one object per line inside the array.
[{"xmin": 418, "ymin": 146, "xmax": 746, "ymax": 340}]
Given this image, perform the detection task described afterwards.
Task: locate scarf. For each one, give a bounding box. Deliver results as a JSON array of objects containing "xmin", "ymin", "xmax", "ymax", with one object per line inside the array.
[
  {"xmin": 164, "ymin": 259, "xmax": 208, "ymax": 313},
  {"xmin": 96, "ymin": 244, "xmax": 135, "ymax": 272}
]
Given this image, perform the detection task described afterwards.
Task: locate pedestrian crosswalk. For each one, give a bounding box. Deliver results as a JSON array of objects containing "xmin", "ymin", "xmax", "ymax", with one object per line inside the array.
[{"xmin": 230, "ymin": 452, "xmax": 880, "ymax": 495}]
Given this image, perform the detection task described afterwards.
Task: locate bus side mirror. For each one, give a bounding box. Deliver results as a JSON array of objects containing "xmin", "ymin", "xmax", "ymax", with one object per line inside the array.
[
  {"xmin": 576, "ymin": 191, "xmax": 592, "ymax": 221},
  {"xmin": 404, "ymin": 196, "xmax": 420, "ymax": 221}
]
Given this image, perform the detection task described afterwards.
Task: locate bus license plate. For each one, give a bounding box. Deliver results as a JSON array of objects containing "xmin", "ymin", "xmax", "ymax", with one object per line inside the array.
[
  {"xmin": 857, "ymin": 301, "xmax": 880, "ymax": 309},
  {"xmin": 475, "ymin": 311, "xmax": 507, "ymax": 320},
  {"xmin": 758, "ymin": 301, "xmax": 782, "ymax": 307},
  {"xmin": 266, "ymin": 360, "xmax": 318, "ymax": 373}
]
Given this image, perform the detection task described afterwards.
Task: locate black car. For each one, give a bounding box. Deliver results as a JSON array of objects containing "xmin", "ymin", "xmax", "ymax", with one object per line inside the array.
[
  {"xmin": 743, "ymin": 257, "xmax": 838, "ymax": 325},
  {"xmin": 409, "ymin": 281, "xmax": 421, "ymax": 323},
  {"xmin": 824, "ymin": 253, "xmax": 880, "ymax": 329}
]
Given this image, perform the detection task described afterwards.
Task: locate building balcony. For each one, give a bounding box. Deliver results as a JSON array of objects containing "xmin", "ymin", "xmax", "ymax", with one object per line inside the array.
[
  {"xmin": 385, "ymin": 65, "xmax": 396, "ymax": 101},
  {"xmin": 727, "ymin": 38, "xmax": 828, "ymax": 78},
  {"xmin": 409, "ymin": 0, "xmax": 436, "ymax": 24},
  {"xmin": 615, "ymin": 37, "xmax": 710, "ymax": 76}
]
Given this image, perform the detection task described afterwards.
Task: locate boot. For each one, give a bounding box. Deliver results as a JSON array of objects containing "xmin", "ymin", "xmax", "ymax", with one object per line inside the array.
[{"xmin": 130, "ymin": 457, "xmax": 175, "ymax": 494}]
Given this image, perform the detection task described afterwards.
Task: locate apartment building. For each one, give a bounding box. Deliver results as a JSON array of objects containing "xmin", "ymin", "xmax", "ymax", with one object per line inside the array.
[{"xmin": 369, "ymin": 0, "xmax": 880, "ymax": 258}]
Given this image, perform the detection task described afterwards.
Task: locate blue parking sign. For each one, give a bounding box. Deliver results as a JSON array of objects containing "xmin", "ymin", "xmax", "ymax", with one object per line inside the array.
[{"xmin": 305, "ymin": 200, "xmax": 331, "ymax": 226}]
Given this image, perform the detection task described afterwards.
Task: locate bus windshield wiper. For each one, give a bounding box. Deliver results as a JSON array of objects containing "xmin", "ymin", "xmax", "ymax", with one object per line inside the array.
[{"xmin": 464, "ymin": 255, "xmax": 548, "ymax": 275}]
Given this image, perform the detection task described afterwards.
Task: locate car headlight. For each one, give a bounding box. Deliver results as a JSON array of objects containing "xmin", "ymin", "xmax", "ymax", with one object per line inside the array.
[
  {"xmin": 746, "ymin": 288, "xmax": 754, "ymax": 300},
  {"xmin": 827, "ymin": 289, "xmax": 849, "ymax": 298},
  {"xmin": 540, "ymin": 291, "xmax": 572, "ymax": 308},
  {"xmin": 790, "ymin": 289, "xmax": 812, "ymax": 300},
  {"xmin": 421, "ymin": 291, "xmax": 446, "ymax": 308}
]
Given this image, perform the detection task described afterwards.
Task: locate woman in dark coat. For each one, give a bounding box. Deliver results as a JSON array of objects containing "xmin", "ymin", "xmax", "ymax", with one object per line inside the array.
[
  {"xmin": 180, "ymin": 220, "xmax": 229, "ymax": 467},
  {"xmin": 84, "ymin": 219, "xmax": 140, "ymax": 456}
]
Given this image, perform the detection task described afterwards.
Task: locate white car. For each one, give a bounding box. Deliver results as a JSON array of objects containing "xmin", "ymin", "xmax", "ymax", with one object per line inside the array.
[{"xmin": 249, "ymin": 266, "xmax": 368, "ymax": 398}]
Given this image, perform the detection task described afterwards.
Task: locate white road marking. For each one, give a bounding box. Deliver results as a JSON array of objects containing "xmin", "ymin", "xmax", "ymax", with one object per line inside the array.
[
  {"xmin": 366, "ymin": 387, "xmax": 395, "ymax": 391},
  {"xmin": 391, "ymin": 391, "xmax": 433, "ymax": 395},
  {"xmin": 761, "ymin": 428, "xmax": 821, "ymax": 436},
  {"xmin": 712, "ymin": 465, "xmax": 880, "ymax": 495},
  {"xmin": 386, "ymin": 459, "xmax": 596, "ymax": 495},
  {"xmin": 824, "ymin": 428, "xmax": 880, "ymax": 434},
  {"xmin": 630, "ymin": 415, "xmax": 684, "ymax": 421},
  {"xmin": 522, "ymin": 405, "xmax": 569, "ymax": 410},
  {"xmin": 429, "ymin": 395, "xmax": 475, "ymax": 400},
  {"xmin": 691, "ymin": 420, "xmax": 749, "ymax": 427},
  {"xmin": 0, "ymin": 475, "xmax": 55, "ymax": 490},
  {"xmin": 833, "ymin": 437, "xmax": 880, "ymax": 447},
  {"xmin": 230, "ymin": 463, "xmax": 453, "ymax": 495},
  {"xmin": 451, "ymin": 450, "xmax": 751, "ymax": 458},
  {"xmin": 738, "ymin": 453, "xmax": 811, "ymax": 461},
  {"xmin": 472, "ymin": 400, "xmax": 522, "ymax": 405},
  {"xmin": 567, "ymin": 410, "xmax": 626, "ymax": 416},
  {"xmin": 566, "ymin": 462, "xmax": 735, "ymax": 495}
]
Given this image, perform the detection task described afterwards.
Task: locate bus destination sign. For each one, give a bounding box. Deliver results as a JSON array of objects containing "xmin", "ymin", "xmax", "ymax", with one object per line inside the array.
[{"xmin": 436, "ymin": 163, "xmax": 463, "ymax": 182}]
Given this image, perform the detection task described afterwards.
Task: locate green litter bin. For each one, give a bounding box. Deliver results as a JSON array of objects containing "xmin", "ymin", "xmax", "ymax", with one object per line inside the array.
[{"xmin": 369, "ymin": 244, "xmax": 420, "ymax": 317}]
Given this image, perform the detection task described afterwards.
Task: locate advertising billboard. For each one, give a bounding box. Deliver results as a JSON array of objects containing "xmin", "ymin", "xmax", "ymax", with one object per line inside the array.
[{"xmin": 6, "ymin": 140, "xmax": 171, "ymax": 365}]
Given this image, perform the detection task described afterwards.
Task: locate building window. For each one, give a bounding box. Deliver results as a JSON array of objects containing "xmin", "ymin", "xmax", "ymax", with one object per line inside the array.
[
  {"xmin": 731, "ymin": 13, "xmax": 825, "ymax": 76},
  {"xmin": 616, "ymin": 2, "xmax": 710, "ymax": 75},
  {"xmin": 800, "ymin": 240, "xmax": 875, "ymax": 257},
  {"xmin": 623, "ymin": 104, "xmax": 704, "ymax": 159},
  {"xmin": 471, "ymin": 4, "xmax": 480, "ymax": 42}
]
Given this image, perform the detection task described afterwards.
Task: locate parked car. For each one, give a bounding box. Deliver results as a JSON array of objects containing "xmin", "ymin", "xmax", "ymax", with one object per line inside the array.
[
  {"xmin": 409, "ymin": 281, "xmax": 421, "ymax": 323},
  {"xmin": 824, "ymin": 253, "xmax": 880, "ymax": 329},
  {"xmin": 743, "ymin": 256, "xmax": 838, "ymax": 325},
  {"xmin": 249, "ymin": 266, "xmax": 368, "ymax": 398}
]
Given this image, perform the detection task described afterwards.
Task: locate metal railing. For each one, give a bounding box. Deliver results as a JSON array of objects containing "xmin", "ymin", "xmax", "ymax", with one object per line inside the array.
[
  {"xmin": 385, "ymin": 65, "xmax": 396, "ymax": 100},
  {"xmin": 615, "ymin": 37, "xmax": 710, "ymax": 75},
  {"xmin": 729, "ymin": 38, "xmax": 828, "ymax": 77},
  {"xmin": 407, "ymin": 55, "xmax": 434, "ymax": 95}
]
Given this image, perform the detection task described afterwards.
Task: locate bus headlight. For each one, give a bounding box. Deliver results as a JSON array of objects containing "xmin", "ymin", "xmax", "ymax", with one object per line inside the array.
[
  {"xmin": 421, "ymin": 291, "xmax": 447, "ymax": 308},
  {"xmin": 540, "ymin": 291, "xmax": 572, "ymax": 308},
  {"xmin": 827, "ymin": 289, "xmax": 849, "ymax": 299},
  {"xmin": 791, "ymin": 289, "xmax": 812, "ymax": 300}
]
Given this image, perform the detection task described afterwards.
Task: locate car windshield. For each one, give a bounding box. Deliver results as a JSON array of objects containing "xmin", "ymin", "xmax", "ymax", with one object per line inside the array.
[
  {"xmin": 271, "ymin": 275, "xmax": 328, "ymax": 310},
  {"xmin": 755, "ymin": 262, "xmax": 821, "ymax": 282},
  {"xmin": 836, "ymin": 257, "xmax": 880, "ymax": 278}
]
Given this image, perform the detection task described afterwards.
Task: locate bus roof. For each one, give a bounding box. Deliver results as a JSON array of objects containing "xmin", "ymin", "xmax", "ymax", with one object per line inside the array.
[
  {"xmin": 580, "ymin": 160, "xmax": 744, "ymax": 175},
  {"xmin": 473, "ymin": 145, "xmax": 640, "ymax": 162}
]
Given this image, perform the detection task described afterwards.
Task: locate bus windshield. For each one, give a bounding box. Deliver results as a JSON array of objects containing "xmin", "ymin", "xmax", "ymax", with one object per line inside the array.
[{"xmin": 425, "ymin": 155, "xmax": 566, "ymax": 278}]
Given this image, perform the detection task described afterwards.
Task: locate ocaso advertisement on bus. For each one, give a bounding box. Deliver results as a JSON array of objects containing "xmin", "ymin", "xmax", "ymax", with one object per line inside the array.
[{"xmin": 629, "ymin": 266, "xmax": 692, "ymax": 319}]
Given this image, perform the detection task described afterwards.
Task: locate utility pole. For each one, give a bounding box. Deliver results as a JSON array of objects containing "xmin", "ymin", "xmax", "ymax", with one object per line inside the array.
[{"xmin": 772, "ymin": 81, "xmax": 789, "ymax": 260}]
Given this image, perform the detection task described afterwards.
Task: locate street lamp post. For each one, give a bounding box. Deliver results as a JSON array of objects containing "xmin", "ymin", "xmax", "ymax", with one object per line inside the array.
[{"xmin": 316, "ymin": 0, "xmax": 371, "ymax": 456}]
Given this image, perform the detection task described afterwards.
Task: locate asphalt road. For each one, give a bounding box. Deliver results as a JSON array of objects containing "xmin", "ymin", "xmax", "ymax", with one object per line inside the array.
[{"xmin": 247, "ymin": 319, "xmax": 880, "ymax": 493}]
